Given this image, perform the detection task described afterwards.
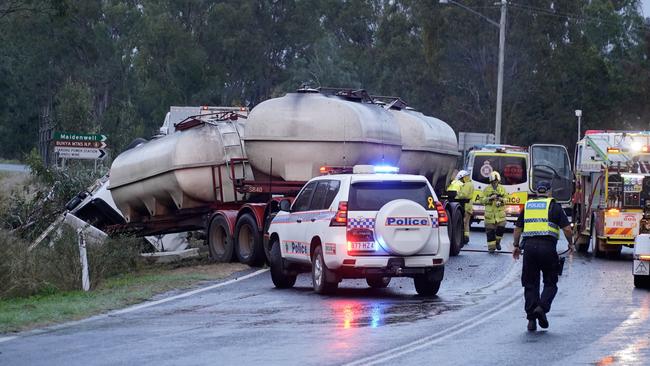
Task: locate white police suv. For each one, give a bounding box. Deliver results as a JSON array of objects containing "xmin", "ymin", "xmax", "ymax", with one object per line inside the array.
[{"xmin": 266, "ymin": 165, "xmax": 450, "ymax": 295}]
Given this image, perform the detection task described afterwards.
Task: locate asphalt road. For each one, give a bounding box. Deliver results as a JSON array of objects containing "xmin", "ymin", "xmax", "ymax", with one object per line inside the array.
[
  {"xmin": 1, "ymin": 230, "xmax": 648, "ymax": 366},
  {"xmin": 0, "ymin": 163, "xmax": 29, "ymax": 173}
]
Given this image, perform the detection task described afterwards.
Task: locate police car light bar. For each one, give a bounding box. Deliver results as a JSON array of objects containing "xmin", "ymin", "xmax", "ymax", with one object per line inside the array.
[{"xmin": 373, "ymin": 165, "xmax": 399, "ymax": 173}]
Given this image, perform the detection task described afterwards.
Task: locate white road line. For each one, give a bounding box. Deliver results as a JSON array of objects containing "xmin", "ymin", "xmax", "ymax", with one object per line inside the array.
[
  {"xmin": 0, "ymin": 268, "xmax": 269, "ymax": 344},
  {"xmin": 111, "ymin": 268, "xmax": 269, "ymax": 315},
  {"xmin": 0, "ymin": 336, "xmax": 17, "ymax": 344},
  {"xmin": 344, "ymin": 292, "xmax": 522, "ymax": 366}
]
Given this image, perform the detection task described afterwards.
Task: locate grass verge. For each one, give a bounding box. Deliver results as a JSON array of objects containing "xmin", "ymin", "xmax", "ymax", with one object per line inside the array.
[{"xmin": 0, "ymin": 262, "xmax": 248, "ymax": 334}]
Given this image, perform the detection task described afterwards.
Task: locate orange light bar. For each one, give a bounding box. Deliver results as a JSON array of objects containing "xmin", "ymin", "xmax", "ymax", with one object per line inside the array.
[
  {"xmin": 607, "ymin": 147, "xmax": 621, "ymax": 153},
  {"xmin": 642, "ymin": 146, "xmax": 649, "ymax": 153},
  {"xmin": 639, "ymin": 255, "xmax": 650, "ymax": 261}
]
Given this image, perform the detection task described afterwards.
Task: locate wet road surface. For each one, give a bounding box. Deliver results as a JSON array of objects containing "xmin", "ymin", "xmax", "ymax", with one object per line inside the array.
[
  {"xmin": 0, "ymin": 163, "xmax": 29, "ymax": 173},
  {"xmin": 1, "ymin": 230, "xmax": 648, "ymax": 365}
]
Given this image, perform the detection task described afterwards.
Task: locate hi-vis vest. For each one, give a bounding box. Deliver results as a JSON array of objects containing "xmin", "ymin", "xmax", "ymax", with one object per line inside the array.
[
  {"xmin": 447, "ymin": 179, "xmax": 462, "ymax": 192},
  {"xmin": 522, "ymin": 198, "xmax": 560, "ymax": 238}
]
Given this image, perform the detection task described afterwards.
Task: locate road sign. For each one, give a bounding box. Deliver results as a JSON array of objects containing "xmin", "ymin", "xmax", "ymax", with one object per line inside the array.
[
  {"xmin": 54, "ymin": 147, "xmax": 106, "ymax": 160},
  {"xmin": 54, "ymin": 140, "xmax": 107, "ymax": 149},
  {"xmin": 54, "ymin": 132, "xmax": 107, "ymax": 142}
]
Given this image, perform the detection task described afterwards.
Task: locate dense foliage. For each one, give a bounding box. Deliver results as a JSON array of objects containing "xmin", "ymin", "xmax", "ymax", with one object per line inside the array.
[{"xmin": 0, "ymin": 0, "xmax": 648, "ymax": 158}]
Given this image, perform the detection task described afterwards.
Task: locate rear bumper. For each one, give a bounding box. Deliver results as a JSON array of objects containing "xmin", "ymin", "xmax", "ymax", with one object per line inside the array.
[{"xmin": 335, "ymin": 259, "xmax": 444, "ymax": 279}]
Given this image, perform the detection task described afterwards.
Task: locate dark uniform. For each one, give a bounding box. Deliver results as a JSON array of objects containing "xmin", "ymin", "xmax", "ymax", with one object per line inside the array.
[{"xmin": 515, "ymin": 198, "xmax": 570, "ymax": 321}]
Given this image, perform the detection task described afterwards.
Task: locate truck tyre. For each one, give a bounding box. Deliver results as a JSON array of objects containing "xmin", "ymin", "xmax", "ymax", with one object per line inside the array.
[
  {"xmin": 312, "ymin": 246, "xmax": 338, "ymax": 294},
  {"xmin": 366, "ymin": 276, "xmax": 391, "ymax": 288},
  {"xmin": 208, "ymin": 215, "xmax": 234, "ymax": 263},
  {"xmin": 235, "ymin": 213, "xmax": 265, "ymax": 267},
  {"xmin": 413, "ymin": 275, "xmax": 441, "ymax": 296},
  {"xmin": 124, "ymin": 137, "xmax": 148, "ymax": 150},
  {"xmin": 590, "ymin": 214, "xmax": 604, "ymax": 258},
  {"xmin": 634, "ymin": 275, "xmax": 650, "ymax": 289},
  {"xmin": 270, "ymin": 238, "xmax": 296, "ymax": 289},
  {"xmin": 447, "ymin": 203, "xmax": 463, "ymax": 256}
]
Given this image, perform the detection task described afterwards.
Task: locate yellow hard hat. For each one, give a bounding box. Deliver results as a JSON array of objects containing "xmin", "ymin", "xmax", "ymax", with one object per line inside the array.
[{"xmin": 489, "ymin": 171, "xmax": 501, "ymax": 182}]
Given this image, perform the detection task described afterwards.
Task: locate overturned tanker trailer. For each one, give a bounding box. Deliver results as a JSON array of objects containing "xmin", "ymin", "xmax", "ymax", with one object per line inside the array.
[{"xmin": 107, "ymin": 88, "xmax": 462, "ymax": 266}]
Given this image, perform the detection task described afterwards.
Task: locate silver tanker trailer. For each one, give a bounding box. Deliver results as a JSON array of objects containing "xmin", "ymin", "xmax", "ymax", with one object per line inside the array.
[{"xmin": 107, "ymin": 88, "xmax": 463, "ymax": 266}]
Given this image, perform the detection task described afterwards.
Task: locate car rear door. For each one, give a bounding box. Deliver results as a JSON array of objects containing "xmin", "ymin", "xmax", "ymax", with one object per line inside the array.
[{"xmin": 530, "ymin": 144, "xmax": 573, "ymax": 204}]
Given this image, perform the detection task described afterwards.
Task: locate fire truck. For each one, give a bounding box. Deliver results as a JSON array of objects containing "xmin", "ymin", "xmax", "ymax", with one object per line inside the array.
[
  {"xmin": 573, "ymin": 131, "xmax": 650, "ymax": 257},
  {"xmin": 465, "ymin": 144, "xmax": 573, "ymax": 224}
]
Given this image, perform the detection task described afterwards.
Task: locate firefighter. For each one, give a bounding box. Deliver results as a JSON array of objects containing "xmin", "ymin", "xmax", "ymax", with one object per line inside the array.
[
  {"xmin": 481, "ymin": 171, "xmax": 507, "ymax": 253},
  {"xmin": 512, "ymin": 181, "xmax": 574, "ymax": 332},
  {"xmin": 455, "ymin": 170, "xmax": 474, "ymax": 243}
]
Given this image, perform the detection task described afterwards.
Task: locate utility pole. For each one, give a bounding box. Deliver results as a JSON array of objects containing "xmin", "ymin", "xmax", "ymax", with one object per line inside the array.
[
  {"xmin": 495, "ymin": 0, "xmax": 507, "ymax": 144},
  {"xmin": 575, "ymin": 110, "xmax": 582, "ymax": 141}
]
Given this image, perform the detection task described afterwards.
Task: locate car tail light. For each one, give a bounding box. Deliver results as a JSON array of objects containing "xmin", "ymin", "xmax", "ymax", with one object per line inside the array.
[
  {"xmin": 435, "ymin": 201, "xmax": 448, "ymax": 226},
  {"xmin": 330, "ymin": 201, "xmax": 348, "ymax": 226}
]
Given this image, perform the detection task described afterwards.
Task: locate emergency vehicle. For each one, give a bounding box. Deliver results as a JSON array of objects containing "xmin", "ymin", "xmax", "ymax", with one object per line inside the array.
[
  {"xmin": 465, "ymin": 144, "xmax": 572, "ymax": 224},
  {"xmin": 573, "ymin": 131, "xmax": 650, "ymax": 257},
  {"xmin": 267, "ymin": 165, "xmax": 449, "ymax": 295}
]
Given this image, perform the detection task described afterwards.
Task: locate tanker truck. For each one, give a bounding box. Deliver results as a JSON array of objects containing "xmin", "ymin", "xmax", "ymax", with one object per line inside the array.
[{"xmin": 107, "ymin": 88, "xmax": 462, "ymax": 266}]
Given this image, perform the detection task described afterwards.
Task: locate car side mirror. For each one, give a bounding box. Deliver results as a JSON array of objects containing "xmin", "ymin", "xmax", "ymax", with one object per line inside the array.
[{"xmin": 279, "ymin": 199, "xmax": 292, "ymax": 212}]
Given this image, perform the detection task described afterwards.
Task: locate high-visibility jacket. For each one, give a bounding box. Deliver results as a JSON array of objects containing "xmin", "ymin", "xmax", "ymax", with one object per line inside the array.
[
  {"xmin": 457, "ymin": 179, "xmax": 475, "ymax": 213},
  {"xmin": 447, "ymin": 179, "xmax": 463, "ymax": 193},
  {"xmin": 522, "ymin": 197, "xmax": 560, "ymax": 238},
  {"xmin": 480, "ymin": 184, "xmax": 507, "ymax": 224}
]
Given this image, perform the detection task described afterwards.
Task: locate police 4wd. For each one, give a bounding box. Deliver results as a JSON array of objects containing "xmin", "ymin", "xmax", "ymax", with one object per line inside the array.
[{"xmin": 266, "ymin": 165, "xmax": 450, "ymax": 295}]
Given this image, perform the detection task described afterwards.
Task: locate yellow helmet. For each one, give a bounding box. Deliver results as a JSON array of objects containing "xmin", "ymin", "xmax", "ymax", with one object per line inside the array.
[{"xmin": 489, "ymin": 171, "xmax": 501, "ymax": 182}]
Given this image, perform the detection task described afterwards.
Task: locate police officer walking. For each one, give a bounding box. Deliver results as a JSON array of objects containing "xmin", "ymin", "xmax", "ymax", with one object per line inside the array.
[
  {"xmin": 481, "ymin": 171, "xmax": 507, "ymax": 253},
  {"xmin": 512, "ymin": 181, "xmax": 574, "ymax": 332}
]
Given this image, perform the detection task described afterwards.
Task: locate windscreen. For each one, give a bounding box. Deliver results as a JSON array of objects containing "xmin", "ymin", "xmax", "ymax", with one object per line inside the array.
[
  {"xmin": 348, "ymin": 181, "xmax": 433, "ymax": 211},
  {"xmin": 472, "ymin": 155, "xmax": 527, "ymax": 185}
]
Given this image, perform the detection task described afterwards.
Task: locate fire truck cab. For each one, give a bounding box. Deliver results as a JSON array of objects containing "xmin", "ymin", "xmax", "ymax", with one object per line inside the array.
[
  {"xmin": 573, "ymin": 131, "xmax": 650, "ymax": 257},
  {"xmin": 466, "ymin": 144, "xmax": 572, "ymax": 224}
]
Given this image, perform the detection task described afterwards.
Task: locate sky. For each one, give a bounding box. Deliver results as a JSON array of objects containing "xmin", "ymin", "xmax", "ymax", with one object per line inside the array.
[{"xmin": 644, "ymin": 0, "xmax": 650, "ymax": 17}]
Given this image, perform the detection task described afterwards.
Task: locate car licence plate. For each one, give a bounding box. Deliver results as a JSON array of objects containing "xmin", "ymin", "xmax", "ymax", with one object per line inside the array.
[
  {"xmin": 633, "ymin": 260, "xmax": 650, "ymax": 276},
  {"xmin": 349, "ymin": 241, "xmax": 376, "ymax": 251}
]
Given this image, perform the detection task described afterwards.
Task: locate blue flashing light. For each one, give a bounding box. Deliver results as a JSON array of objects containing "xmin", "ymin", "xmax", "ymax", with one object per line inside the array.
[{"xmin": 373, "ymin": 165, "xmax": 399, "ymax": 174}]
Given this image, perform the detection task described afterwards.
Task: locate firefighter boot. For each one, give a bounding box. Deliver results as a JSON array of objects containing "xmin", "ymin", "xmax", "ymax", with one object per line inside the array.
[{"xmin": 495, "ymin": 237, "xmax": 502, "ymax": 251}]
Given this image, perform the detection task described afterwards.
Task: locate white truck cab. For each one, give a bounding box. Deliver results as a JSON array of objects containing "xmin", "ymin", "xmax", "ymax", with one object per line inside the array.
[{"xmin": 266, "ymin": 165, "xmax": 450, "ymax": 295}]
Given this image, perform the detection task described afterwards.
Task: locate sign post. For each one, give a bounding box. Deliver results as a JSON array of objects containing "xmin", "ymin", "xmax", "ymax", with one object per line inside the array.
[{"xmin": 53, "ymin": 132, "xmax": 108, "ymax": 162}]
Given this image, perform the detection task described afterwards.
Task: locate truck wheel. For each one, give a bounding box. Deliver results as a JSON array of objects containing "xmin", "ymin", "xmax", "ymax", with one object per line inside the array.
[
  {"xmin": 413, "ymin": 275, "xmax": 441, "ymax": 296},
  {"xmin": 208, "ymin": 215, "xmax": 234, "ymax": 263},
  {"xmin": 312, "ymin": 246, "xmax": 338, "ymax": 295},
  {"xmin": 634, "ymin": 275, "xmax": 650, "ymax": 289},
  {"xmin": 235, "ymin": 213, "xmax": 265, "ymax": 267},
  {"xmin": 447, "ymin": 204, "xmax": 463, "ymax": 256},
  {"xmin": 270, "ymin": 238, "xmax": 296, "ymax": 288},
  {"xmin": 366, "ymin": 276, "xmax": 391, "ymax": 288},
  {"xmin": 590, "ymin": 214, "xmax": 604, "ymax": 258}
]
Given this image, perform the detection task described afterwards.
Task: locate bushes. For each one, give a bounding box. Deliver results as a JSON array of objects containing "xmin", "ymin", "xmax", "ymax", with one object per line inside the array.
[{"xmin": 0, "ymin": 228, "xmax": 141, "ymax": 299}]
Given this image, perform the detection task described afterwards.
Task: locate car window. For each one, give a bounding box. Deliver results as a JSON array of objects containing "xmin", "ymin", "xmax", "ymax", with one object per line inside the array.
[
  {"xmin": 472, "ymin": 154, "xmax": 527, "ymax": 185},
  {"xmin": 292, "ymin": 181, "xmax": 317, "ymax": 212},
  {"xmin": 323, "ymin": 180, "xmax": 341, "ymax": 209},
  {"xmin": 348, "ymin": 181, "xmax": 433, "ymax": 211},
  {"xmin": 309, "ymin": 181, "xmax": 330, "ymax": 210},
  {"xmin": 309, "ymin": 180, "xmax": 341, "ymax": 210}
]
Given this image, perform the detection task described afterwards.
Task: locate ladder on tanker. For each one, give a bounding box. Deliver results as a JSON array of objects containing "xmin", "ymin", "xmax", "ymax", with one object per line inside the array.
[{"xmin": 214, "ymin": 119, "xmax": 250, "ymax": 182}]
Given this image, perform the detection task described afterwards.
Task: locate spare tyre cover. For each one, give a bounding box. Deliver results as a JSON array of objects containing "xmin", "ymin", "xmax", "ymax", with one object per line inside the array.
[{"xmin": 374, "ymin": 199, "xmax": 433, "ymax": 255}]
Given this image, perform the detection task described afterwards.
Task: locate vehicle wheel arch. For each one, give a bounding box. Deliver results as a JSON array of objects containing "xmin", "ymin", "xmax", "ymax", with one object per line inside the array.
[{"xmin": 310, "ymin": 236, "xmax": 322, "ymax": 259}]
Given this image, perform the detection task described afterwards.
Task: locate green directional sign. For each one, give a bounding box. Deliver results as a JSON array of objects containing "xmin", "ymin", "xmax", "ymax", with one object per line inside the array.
[{"xmin": 54, "ymin": 132, "xmax": 107, "ymax": 142}]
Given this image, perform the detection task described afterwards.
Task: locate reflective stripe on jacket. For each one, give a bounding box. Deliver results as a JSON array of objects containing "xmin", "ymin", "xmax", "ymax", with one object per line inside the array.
[
  {"xmin": 480, "ymin": 184, "xmax": 507, "ymax": 224},
  {"xmin": 522, "ymin": 198, "xmax": 560, "ymax": 238}
]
